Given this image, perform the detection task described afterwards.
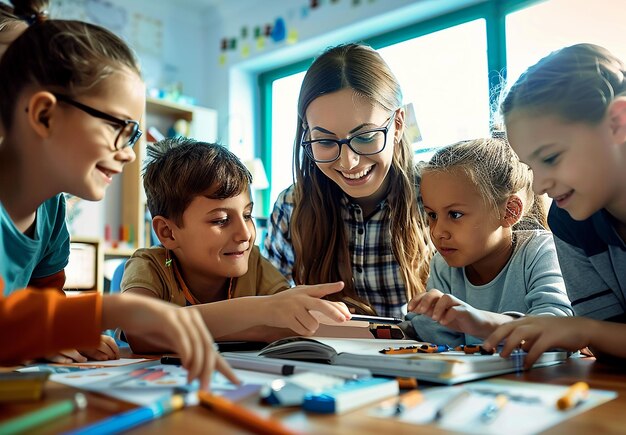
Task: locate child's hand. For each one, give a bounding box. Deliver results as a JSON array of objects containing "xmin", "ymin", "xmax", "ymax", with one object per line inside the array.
[
  {"xmin": 483, "ymin": 316, "xmax": 594, "ymax": 368},
  {"xmin": 44, "ymin": 335, "xmax": 120, "ymax": 363},
  {"xmin": 102, "ymin": 294, "xmax": 239, "ymax": 390},
  {"xmin": 408, "ymin": 289, "xmax": 494, "ymax": 337},
  {"xmin": 265, "ymin": 282, "xmax": 351, "ymax": 336},
  {"xmin": 78, "ymin": 334, "xmax": 120, "ymax": 361}
]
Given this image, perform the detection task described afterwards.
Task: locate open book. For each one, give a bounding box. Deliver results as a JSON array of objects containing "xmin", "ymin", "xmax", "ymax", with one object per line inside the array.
[{"xmin": 258, "ymin": 337, "xmax": 568, "ymax": 385}]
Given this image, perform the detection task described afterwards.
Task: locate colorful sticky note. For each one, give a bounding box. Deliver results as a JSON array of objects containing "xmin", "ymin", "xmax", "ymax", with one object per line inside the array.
[
  {"xmin": 271, "ymin": 17, "xmax": 286, "ymax": 42},
  {"xmin": 287, "ymin": 28, "xmax": 299, "ymax": 45},
  {"xmin": 241, "ymin": 43, "xmax": 250, "ymax": 58},
  {"xmin": 219, "ymin": 53, "xmax": 227, "ymax": 66},
  {"xmin": 256, "ymin": 36, "xmax": 265, "ymax": 50}
]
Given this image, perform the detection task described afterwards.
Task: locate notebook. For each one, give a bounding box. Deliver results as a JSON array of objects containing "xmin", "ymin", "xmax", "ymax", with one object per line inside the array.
[{"xmin": 258, "ymin": 337, "xmax": 568, "ymax": 384}]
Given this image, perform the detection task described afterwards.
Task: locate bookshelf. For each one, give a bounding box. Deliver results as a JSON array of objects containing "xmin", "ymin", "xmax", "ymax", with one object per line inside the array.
[{"xmin": 114, "ymin": 97, "xmax": 218, "ymax": 254}]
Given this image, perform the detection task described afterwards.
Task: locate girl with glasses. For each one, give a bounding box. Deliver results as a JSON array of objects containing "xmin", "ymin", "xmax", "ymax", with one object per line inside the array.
[
  {"xmin": 264, "ymin": 43, "xmax": 432, "ymax": 318},
  {"xmin": 0, "ymin": 0, "xmax": 236, "ymax": 389}
]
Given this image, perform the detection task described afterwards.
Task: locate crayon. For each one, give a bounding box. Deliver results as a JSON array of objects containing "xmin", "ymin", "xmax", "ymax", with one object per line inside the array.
[{"xmin": 556, "ymin": 382, "xmax": 589, "ymax": 410}]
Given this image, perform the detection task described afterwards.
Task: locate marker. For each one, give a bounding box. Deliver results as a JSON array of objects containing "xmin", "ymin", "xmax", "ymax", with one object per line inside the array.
[
  {"xmin": 433, "ymin": 390, "xmax": 470, "ymax": 421},
  {"xmin": 0, "ymin": 393, "xmax": 86, "ymax": 435},
  {"xmin": 198, "ymin": 391, "xmax": 297, "ymax": 435},
  {"xmin": 556, "ymin": 382, "xmax": 589, "ymax": 410},
  {"xmin": 65, "ymin": 394, "xmax": 185, "ymax": 435},
  {"xmin": 480, "ymin": 394, "xmax": 508, "ymax": 423}
]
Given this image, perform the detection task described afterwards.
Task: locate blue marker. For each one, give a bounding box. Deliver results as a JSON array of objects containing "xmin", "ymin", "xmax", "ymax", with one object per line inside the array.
[{"xmin": 63, "ymin": 394, "xmax": 185, "ymax": 435}]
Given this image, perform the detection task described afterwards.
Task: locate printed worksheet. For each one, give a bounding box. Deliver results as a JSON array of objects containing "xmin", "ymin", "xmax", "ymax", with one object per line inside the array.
[{"xmin": 370, "ymin": 379, "xmax": 616, "ymax": 434}]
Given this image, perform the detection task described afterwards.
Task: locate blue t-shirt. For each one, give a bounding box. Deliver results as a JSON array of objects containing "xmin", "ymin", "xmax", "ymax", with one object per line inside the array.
[{"xmin": 1, "ymin": 194, "xmax": 70, "ymax": 296}]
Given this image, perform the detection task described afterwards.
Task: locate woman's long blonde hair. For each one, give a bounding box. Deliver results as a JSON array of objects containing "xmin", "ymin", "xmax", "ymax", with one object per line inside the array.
[{"xmin": 291, "ymin": 43, "xmax": 432, "ymax": 303}]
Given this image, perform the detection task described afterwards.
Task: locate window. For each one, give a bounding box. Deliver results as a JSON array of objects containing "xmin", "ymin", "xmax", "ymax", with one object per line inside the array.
[
  {"xmin": 378, "ymin": 19, "xmax": 490, "ymax": 161},
  {"xmin": 269, "ymin": 71, "xmax": 306, "ymax": 209},
  {"xmin": 506, "ymin": 0, "xmax": 626, "ymax": 87}
]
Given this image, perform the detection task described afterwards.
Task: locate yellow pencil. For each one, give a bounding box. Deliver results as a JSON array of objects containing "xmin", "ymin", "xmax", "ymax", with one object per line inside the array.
[{"xmin": 198, "ymin": 391, "xmax": 297, "ymax": 435}]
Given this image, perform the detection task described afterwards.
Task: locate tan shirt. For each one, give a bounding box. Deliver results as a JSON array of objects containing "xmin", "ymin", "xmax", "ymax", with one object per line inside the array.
[{"xmin": 121, "ymin": 246, "xmax": 289, "ymax": 306}]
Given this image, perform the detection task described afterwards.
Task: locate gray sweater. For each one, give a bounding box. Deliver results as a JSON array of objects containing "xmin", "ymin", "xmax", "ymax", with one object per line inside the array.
[{"xmin": 406, "ymin": 230, "xmax": 573, "ymax": 346}]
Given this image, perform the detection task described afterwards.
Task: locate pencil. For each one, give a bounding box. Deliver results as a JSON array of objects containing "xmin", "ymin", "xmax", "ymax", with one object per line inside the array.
[
  {"xmin": 394, "ymin": 389, "xmax": 424, "ymax": 415},
  {"xmin": 556, "ymin": 381, "xmax": 589, "ymax": 410},
  {"xmin": 434, "ymin": 390, "xmax": 470, "ymax": 421},
  {"xmin": 0, "ymin": 393, "xmax": 86, "ymax": 435},
  {"xmin": 480, "ymin": 394, "xmax": 508, "ymax": 423},
  {"xmin": 197, "ymin": 391, "xmax": 297, "ymax": 435},
  {"xmin": 65, "ymin": 394, "xmax": 185, "ymax": 435}
]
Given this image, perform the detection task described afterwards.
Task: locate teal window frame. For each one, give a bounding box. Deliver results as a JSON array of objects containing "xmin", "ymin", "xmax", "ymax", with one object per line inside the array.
[{"xmin": 258, "ymin": 0, "xmax": 542, "ymax": 216}]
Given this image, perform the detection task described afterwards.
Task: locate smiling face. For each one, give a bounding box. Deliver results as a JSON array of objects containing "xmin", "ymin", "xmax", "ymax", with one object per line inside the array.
[
  {"xmin": 304, "ymin": 88, "xmax": 400, "ymax": 206},
  {"xmin": 421, "ymin": 169, "xmax": 511, "ymax": 276},
  {"xmin": 168, "ymin": 189, "xmax": 256, "ymax": 291},
  {"xmin": 505, "ymin": 110, "xmax": 624, "ymax": 221},
  {"xmin": 44, "ymin": 68, "xmax": 144, "ymax": 201}
]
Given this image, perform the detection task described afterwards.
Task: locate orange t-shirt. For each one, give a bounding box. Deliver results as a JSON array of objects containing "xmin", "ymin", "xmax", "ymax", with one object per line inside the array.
[{"xmin": 0, "ymin": 277, "xmax": 101, "ymax": 365}]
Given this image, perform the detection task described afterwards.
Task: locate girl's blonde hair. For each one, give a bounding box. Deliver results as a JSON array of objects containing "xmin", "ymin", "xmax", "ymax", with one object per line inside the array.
[
  {"xmin": 291, "ymin": 43, "xmax": 432, "ymax": 303},
  {"xmin": 421, "ymin": 137, "xmax": 547, "ymax": 229}
]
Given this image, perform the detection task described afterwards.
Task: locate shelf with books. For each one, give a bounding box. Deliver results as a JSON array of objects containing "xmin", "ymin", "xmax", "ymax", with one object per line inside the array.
[{"xmin": 119, "ymin": 97, "xmax": 218, "ymax": 251}]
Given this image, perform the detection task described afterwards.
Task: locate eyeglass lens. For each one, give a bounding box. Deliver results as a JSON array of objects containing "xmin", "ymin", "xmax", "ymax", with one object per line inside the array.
[
  {"xmin": 115, "ymin": 122, "xmax": 141, "ymax": 149},
  {"xmin": 310, "ymin": 130, "xmax": 386, "ymax": 162}
]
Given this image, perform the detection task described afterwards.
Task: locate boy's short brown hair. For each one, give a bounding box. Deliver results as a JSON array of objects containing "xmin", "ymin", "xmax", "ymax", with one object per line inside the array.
[{"xmin": 143, "ymin": 137, "xmax": 252, "ymax": 226}]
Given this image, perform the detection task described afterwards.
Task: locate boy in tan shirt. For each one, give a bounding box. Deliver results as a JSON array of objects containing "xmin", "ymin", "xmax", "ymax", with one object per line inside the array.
[{"xmin": 122, "ymin": 137, "xmax": 350, "ymax": 352}]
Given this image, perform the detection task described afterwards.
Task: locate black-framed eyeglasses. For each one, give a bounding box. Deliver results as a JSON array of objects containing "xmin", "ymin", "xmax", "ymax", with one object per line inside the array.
[
  {"xmin": 53, "ymin": 93, "xmax": 142, "ymax": 150},
  {"xmin": 300, "ymin": 113, "xmax": 396, "ymax": 163}
]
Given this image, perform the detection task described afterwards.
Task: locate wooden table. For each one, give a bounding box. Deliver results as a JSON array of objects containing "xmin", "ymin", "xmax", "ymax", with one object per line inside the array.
[{"xmin": 1, "ymin": 357, "xmax": 624, "ymax": 434}]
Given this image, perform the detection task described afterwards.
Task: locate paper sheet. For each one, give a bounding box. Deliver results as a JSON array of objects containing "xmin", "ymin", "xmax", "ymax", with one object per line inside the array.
[
  {"xmin": 49, "ymin": 361, "xmax": 279, "ymax": 406},
  {"xmin": 370, "ymin": 379, "xmax": 617, "ymax": 434}
]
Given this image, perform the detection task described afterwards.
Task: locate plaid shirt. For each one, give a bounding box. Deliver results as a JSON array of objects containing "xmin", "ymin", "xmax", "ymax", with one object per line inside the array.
[{"xmin": 263, "ymin": 185, "xmax": 408, "ymax": 318}]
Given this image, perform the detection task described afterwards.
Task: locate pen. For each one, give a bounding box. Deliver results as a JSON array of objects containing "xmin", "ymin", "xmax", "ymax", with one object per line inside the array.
[
  {"xmin": 65, "ymin": 394, "xmax": 185, "ymax": 435},
  {"xmin": 433, "ymin": 390, "xmax": 470, "ymax": 422},
  {"xmin": 556, "ymin": 381, "xmax": 589, "ymax": 410},
  {"xmin": 197, "ymin": 391, "xmax": 297, "ymax": 435},
  {"xmin": 480, "ymin": 394, "xmax": 508, "ymax": 423},
  {"xmin": 0, "ymin": 393, "xmax": 86, "ymax": 435},
  {"xmin": 350, "ymin": 314, "xmax": 403, "ymax": 324}
]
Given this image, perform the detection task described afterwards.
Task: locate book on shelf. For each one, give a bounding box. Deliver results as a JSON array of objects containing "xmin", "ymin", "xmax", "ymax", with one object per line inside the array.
[{"xmin": 257, "ymin": 337, "xmax": 568, "ymax": 385}]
